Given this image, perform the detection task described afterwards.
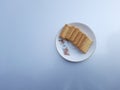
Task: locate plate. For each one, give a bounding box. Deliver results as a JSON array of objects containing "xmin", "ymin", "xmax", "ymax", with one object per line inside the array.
[{"xmin": 56, "ymin": 22, "xmax": 96, "ymax": 62}]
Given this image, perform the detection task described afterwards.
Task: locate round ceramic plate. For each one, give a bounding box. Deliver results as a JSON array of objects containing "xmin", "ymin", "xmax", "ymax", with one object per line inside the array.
[{"xmin": 56, "ymin": 22, "xmax": 96, "ymax": 62}]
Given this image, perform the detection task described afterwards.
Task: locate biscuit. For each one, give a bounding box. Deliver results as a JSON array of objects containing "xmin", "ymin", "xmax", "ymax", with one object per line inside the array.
[
  {"xmin": 65, "ymin": 26, "xmax": 75, "ymax": 40},
  {"xmin": 69, "ymin": 28, "xmax": 80, "ymax": 42},
  {"xmin": 77, "ymin": 34, "xmax": 87, "ymax": 47},
  {"xmin": 60, "ymin": 24, "xmax": 70, "ymax": 39},
  {"xmin": 79, "ymin": 38, "xmax": 93, "ymax": 53},
  {"xmin": 73, "ymin": 32, "xmax": 82, "ymax": 45}
]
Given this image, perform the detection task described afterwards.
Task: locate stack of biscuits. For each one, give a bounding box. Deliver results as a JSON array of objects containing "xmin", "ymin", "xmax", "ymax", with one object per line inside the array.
[{"xmin": 60, "ymin": 24, "xmax": 93, "ymax": 53}]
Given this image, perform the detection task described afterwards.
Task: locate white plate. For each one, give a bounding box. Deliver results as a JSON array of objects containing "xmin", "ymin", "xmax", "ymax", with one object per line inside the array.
[{"xmin": 56, "ymin": 22, "xmax": 96, "ymax": 62}]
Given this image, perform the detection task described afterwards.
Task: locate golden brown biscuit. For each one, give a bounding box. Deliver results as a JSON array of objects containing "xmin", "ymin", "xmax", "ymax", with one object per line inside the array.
[
  {"xmin": 73, "ymin": 32, "xmax": 82, "ymax": 45},
  {"xmin": 65, "ymin": 26, "xmax": 75, "ymax": 40},
  {"xmin": 77, "ymin": 34, "xmax": 87, "ymax": 47},
  {"xmin": 79, "ymin": 38, "xmax": 93, "ymax": 53},
  {"xmin": 69, "ymin": 28, "xmax": 80, "ymax": 42},
  {"xmin": 60, "ymin": 24, "xmax": 70, "ymax": 39}
]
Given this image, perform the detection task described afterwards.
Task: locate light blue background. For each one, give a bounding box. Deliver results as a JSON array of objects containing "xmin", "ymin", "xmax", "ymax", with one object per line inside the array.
[{"xmin": 0, "ymin": 0, "xmax": 120, "ymax": 90}]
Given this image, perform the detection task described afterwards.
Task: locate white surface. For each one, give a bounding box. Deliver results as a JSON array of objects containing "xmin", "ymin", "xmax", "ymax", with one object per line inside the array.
[
  {"xmin": 0, "ymin": 0, "xmax": 120, "ymax": 90},
  {"xmin": 56, "ymin": 22, "xmax": 96, "ymax": 62}
]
